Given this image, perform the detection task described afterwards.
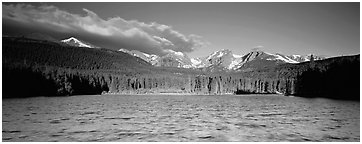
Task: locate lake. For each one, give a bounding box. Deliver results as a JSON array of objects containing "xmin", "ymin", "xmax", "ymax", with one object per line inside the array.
[{"xmin": 2, "ymin": 94, "xmax": 360, "ymax": 142}]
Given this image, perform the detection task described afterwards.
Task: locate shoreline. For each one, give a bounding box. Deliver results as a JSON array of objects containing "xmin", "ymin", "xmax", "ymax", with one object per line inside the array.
[{"xmin": 100, "ymin": 93, "xmax": 285, "ymax": 96}]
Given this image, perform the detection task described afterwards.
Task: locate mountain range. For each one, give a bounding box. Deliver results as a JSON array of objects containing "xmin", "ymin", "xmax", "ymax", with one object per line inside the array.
[
  {"xmin": 21, "ymin": 34, "xmax": 327, "ymax": 71},
  {"xmin": 3, "ymin": 35, "xmax": 359, "ymax": 100},
  {"xmin": 116, "ymin": 45, "xmax": 325, "ymax": 72},
  {"xmin": 58, "ymin": 36, "xmax": 326, "ymax": 71}
]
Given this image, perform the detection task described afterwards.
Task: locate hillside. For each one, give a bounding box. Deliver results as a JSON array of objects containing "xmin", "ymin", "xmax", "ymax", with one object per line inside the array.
[
  {"xmin": 3, "ymin": 37, "xmax": 154, "ymax": 72},
  {"xmin": 2, "ymin": 36, "xmax": 360, "ymax": 100},
  {"xmin": 276, "ymin": 55, "xmax": 360, "ymax": 99}
]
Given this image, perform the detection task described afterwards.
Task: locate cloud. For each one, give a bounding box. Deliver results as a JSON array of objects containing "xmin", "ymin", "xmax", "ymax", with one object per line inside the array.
[
  {"xmin": 2, "ymin": 3, "xmax": 207, "ymax": 56},
  {"xmin": 253, "ymin": 45, "xmax": 264, "ymax": 49},
  {"xmin": 251, "ymin": 45, "xmax": 264, "ymax": 51}
]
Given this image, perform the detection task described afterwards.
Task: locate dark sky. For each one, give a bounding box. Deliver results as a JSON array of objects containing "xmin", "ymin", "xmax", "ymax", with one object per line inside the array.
[{"xmin": 3, "ymin": 2, "xmax": 360, "ymax": 57}]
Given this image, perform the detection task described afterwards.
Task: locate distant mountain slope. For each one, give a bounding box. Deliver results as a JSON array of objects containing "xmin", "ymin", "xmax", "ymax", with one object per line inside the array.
[
  {"xmin": 155, "ymin": 50, "xmax": 194, "ymax": 68},
  {"xmin": 3, "ymin": 37, "xmax": 151, "ymax": 72},
  {"xmin": 189, "ymin": 49, "xmax": 240, "ymax": 72},
  {"xmin": 287, "ymin": 54, "xmax": 325, "ymax": 62},
  {"xmin": 236, "ymin": 51, "xmax": 299, "ymax": 71},
  {"xmin": 118, "ymin": 48, "xmax": 159, "ymax": 65},
  {"xmin": 24, "ymin": 33, "xmax": 60, "ymax": 43}
]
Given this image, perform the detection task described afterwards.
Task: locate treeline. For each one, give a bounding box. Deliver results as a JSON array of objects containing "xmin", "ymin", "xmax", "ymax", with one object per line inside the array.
[
  {"xmin": 292, "ymin": 55, "xmax": 360, "ymax": 100},
  {"xmin": 3, "ymin": 63, "xmax": 293, "ymax": 98},
  {"xmin": 2, "ymin": 37, "xmax": 360, "ymax": 100}
]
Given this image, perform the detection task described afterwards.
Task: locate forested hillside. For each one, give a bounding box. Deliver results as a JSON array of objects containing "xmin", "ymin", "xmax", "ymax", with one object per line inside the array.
[
  {"xmin": 2, "ymin": 37, "xmax": 360, "ymax": 100},
  {"xmin": 277, "ymin": 55, "xmax": 360, "ymax": 99}
]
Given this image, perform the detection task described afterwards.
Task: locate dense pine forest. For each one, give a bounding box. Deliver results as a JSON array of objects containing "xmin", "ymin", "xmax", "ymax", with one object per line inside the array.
[{"xmin": 2, "ymin": 37, "xmax": 360, "ymax": 100}]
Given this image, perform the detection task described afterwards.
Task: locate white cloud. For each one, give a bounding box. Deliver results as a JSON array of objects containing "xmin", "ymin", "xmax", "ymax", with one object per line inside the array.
[
  {"xmin": 2, "ymin": 3, "xmax": 207, "ymax": 56},
  {"xmin": 251, "ymin": 45, "xmax": 264, "ymax": 51},
  {"xmin": 254, "ymin": 45, "xmax": 264, "ymax": 48}
]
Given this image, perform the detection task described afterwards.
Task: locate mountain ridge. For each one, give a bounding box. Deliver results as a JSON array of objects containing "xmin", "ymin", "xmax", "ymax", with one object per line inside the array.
[
  {"xmin": 118, "ymin": 47, "xmax": 326, "ymax": 71},
  {"xmin": 61, "ymin": 37, "xmax": 98, "ymax": 48},
  {"xmin": 8, "ymin": 33, "xmax": 328, "ymax": 71}
]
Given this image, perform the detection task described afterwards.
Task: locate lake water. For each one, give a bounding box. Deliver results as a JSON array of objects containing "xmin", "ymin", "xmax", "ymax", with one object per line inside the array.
[{"xmin": 2, "ymin": 94, "xmax": 360, "ymax": 142}]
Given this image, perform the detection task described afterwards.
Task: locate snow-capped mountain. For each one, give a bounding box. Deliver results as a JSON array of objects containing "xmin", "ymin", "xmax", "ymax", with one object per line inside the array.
[
  {"xmin": 234, "ymin": 50, "xmax": 299, "ymax": 71},
  {"xmin": 155, "ymin": 50, "xmax": 194, "ymax": 68},
  {"xmin": 188, "ymin": 49, "xmax": 245, "ymax": 71},
  {"xmin": 240, "ymin": 50, "xmax": 298, "ymax": 63},
  {"xmin": 117, "ymin": 47, "xmax": 326, "ymax": 71},
  {"xmin": 287, "ymin": 54, "xmax": 325, "ymax": 62},
  {"xmin": 24, "ymin": 33, "xmax": 326, "ymax": 70},
  {"xmin": 191, "ymin": 49, "xmax": 304, "ymax": 71},
  {"xmin": 61, "ymin": 37, "xmax": 97, "ymax": 48},
  {"xmin": 190, "ymin": 58, "xmax": 203, "ymax": 67},
  {"xmin": 118, "ymin": 48, "xmax": 159, "ymax": 65},
  {"xmin": 205, "ymin": 49, "xmax": 234, "ymax": 67},
  {"xmin": 119, "ymin": 49, "xmax": 193, "ymax": 68},
  {"xmin": 235, "ymin": 51, "xmax": 326, "ymax": 71}
]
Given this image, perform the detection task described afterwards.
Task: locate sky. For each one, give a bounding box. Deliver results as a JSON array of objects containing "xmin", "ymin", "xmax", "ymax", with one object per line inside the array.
[{"xmin": 2, "ymin": 2, "xmax": 360, "ymax": 58}]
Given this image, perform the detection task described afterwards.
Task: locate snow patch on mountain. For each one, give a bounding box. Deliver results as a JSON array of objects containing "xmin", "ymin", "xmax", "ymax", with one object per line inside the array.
[
  {"xmin": 156, "ymin": 50, "xmax": 194, "ymax": 68},
  {"xmin": 174, "ymin": 51, "xmax": 184, "ymax": 56},
  {"xmin": 118, "ymin": 48, "xmax": 130, "ymax": 53},
  {"xmin": 61, "ymin": 37, "xmax": 96, "ymax": 48},
  {"xmin": 216, "ymin": 52, "xmax": 224, "ymax": 57},
  {"xmin": 191, "ymin": 58, "xmax": 207, "ymax": 68},
  {"xmin": 118, "ymin": 47, "xmax": 325, "ymax": 71},
  {"xmin": 290, "ymin": 54, "xmax": 301, "ymax": 59},
  {"xmin": 207, "ymin": 51, "xmax": 218, "ymax": 60},
  {"xmin": 287, "ymin": 54, "xmax": 325, "ymax": 62},
  {"xmin": 227, "ymin": 53, "xmax": 244, "ymax": 70},
  {"xmin": 265, "ymin": 52, "xmax": 299, "ymax": 63},
  {"xmin": 191, "ymin": 58, "xmax": 202, "ymax": 65},
  {"xmin": 233, "ymin": 54, "xmax": 243, "ymax": 58},
  {"xmin": 229, "ymin": 58, "xmax": 243, "ymax": 70},
  {"xmin": 118, "ymin": 48, "xmax": 159, "ymax": 65}
]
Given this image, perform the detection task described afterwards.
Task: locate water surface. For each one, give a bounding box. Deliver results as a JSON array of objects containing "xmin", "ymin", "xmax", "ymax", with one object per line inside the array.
[{"xmin": 2, "ymin": 95, "xmax": 360, "ymax": 142}]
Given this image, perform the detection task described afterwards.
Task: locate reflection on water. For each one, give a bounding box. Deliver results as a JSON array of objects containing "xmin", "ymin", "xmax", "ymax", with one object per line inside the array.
[{"xmin": 2, "ymin": 95, "xmax": 360, "ymax": 142}]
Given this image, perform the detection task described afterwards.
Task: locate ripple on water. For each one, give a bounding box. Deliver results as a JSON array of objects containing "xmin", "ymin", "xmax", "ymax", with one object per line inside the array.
[
  {"xmin": 2, "ymin": 95, "xmax": 360, "ymax": 142},
  {"xmin": 235, "ymin": 122, "xmax": 267, "ymax": 129},
  {"xmin": 3, "ymin": 137, "xmax": 13, "ymax": 140}
]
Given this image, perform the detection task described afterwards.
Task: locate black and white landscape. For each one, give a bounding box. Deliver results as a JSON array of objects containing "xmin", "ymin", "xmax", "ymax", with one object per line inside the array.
[{"xmin": 2, "ymin": 2, "xmax": 360, "ymax": 142}]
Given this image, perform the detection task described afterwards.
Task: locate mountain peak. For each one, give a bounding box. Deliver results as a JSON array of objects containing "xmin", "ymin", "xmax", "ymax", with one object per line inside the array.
[
  {"xmin": 118, "ymin": 48, "xmax": 131, "ymax": 53},
  {"xmin": 61, "ymin": 37, "xmax": 96, "ymax": 48},
  {"xmin": 62, "ymin": 36, "xmax": 77, "ymax": 41},
  {"xmin": 120, "ymin": 48, "xmax": 326, "ymax": 71},
  {"xmin": 207, "ymin": 49, "xmax": 233, "ymax": 60}
]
